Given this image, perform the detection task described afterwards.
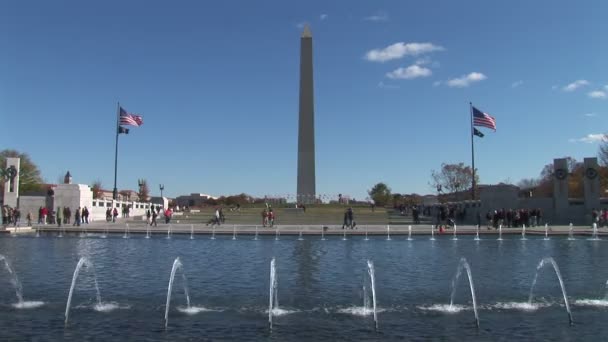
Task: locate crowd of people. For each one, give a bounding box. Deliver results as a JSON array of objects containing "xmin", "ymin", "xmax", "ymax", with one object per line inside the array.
[
  {"xmin": 483, "ymin": 208, "xmax": 543, "ymax": 229},
  {"xmin": 1, "ymin": 205, "xmax": 20, "ymax": 226},
  {"xmin": 261, "ymin": 207, "xmax": 275, "ymax": 227},
  {"xmin": 591, "ymin": 209, "xmax": 608, "ymax": 227}
]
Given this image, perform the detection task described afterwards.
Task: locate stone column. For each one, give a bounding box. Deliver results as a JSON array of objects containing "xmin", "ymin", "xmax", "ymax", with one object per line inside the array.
[
  {"xmin": 553, "ymin": 158, "xmax": 569, "ymax": 223},
  {"xmin": 3, "ymin": 157, "xmax": 20, "ymax": 208},
  {"xmin": 583, "ymin": 157, "xmax": 600, "ymax": 213},
  {"xmin": 297, "ymin": 25, "xmax": 316, "ymax": 204}
]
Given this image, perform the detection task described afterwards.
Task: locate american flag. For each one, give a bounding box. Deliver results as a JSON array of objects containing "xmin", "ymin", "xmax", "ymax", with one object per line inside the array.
[
  {"xmin": 472, "ymin": 106, "xmax": 496, "ymax": 131},
  {"xmin": 119, "ymin": 107, "xmax": 144, "ymax": 127}
]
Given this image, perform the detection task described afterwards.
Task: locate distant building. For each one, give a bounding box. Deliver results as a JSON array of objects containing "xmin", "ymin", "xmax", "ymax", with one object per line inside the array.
[{"xmin": 175, "ymin": 193, "xmax": 218, "ymax": 207}]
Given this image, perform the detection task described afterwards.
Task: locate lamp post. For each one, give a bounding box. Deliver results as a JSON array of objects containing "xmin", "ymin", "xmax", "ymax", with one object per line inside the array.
[
  {"xmin": 159, "ymin": 184, "xmax": 164, "ymax": 198},
  {"xmin": 138, "ymin": 179, "xmax": 144, "ymax": 202}
]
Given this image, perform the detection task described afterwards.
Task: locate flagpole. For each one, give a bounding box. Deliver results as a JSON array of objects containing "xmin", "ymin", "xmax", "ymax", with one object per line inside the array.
[
  {"xmin": 470, "ymin": 102, "xmax": 475, "ymax": 200},
  {"xmin": 113, "ymin": 102, "xmax": 120, "ymax": 200}
]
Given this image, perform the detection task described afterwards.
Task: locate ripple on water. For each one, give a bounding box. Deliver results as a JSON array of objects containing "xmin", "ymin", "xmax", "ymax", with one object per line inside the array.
[
  {"xmin": 93, "ymin": 302, "xmax": 130, "ymax": 312},
  {"xmin": 267, "ymin": 308, "xmax": 298, "ymax": 316},
  {"xmin": 417, "ymin": 304, "xmax": 468, "ymax": 313},
  {"xmin": 11, "ymin": 301, "xmax": 45, "ymax": 309},
  {"xmin": 573, "ymin": 299, "xmax": 608, "ymax": 307},
  {"xmin": 337, "ymin": 306, "xmax": 374, "ymax": 316},
  {"xmin": 490, "ymin": 302, "xmax": 546, "ymax": 311},
  {"xmin": 177, "ymin": 306, "xmax": 214, "ymax": 315}
]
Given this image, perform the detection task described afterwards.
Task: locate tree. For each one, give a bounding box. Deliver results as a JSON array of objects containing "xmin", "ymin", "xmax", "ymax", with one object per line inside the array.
[
  {"xmin": 137, "ymin": 179, "xmax": 150, "ymax": 202},
  {"xmin": 430, "ymin": 163, "xmax": 478, "ymax": 195},
  {"xmin": 368, "ymin": 182, "xmax": 391, "ymax": 206},
  {"xmin": 91, "ymin": 180, "xmax": 103, "ymax": 199},
  {"xmin": 532, "ymin": 156, "xmax": 583, "ymax": 197},
  {"xmin": 0, "ymin": 149, "xmax": 44, "ymax": 194},
  {"xmin": 517, "ymin": 178, "xmax": 540, "ymax": 190},
  {"xmin": 391, "ymin": 193, "xmax": 402, "ymax": 208}
]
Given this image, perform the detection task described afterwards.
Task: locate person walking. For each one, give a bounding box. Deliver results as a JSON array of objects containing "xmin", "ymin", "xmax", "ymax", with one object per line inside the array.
[
  {"xmin": 66, "ymin": 207, "xmax": 71, "ymax": 224},
  {"xmin": 41, "ymin": 207, "xmax": 48, "ymax": 225},
  {"xmin": 214, "ymin": 208, "xmax": 221, "ymax": 226},
  {"xmin": 151, "ymin": 208, "xmax": 158, "ymax": 227},
  {"xmin": 56, "ymin": 206, "xmax": 63, "ymax": 228},
  {"xmin": 112, "ymin": 207, "xmax": 119, "ymax": 223},
  {"xmin": 268, "ymin": 208, "xmax": 275, "ymax": 227},
  {"xmin": 261, "ymin": 209, "xmax": 268, "ymax": 227},
  {"xmin": 12, "ymin": 208, "xmax": 20, "ymax": 227},
  {"xmin": 73, "ymin": 207, "xmax": 81, "ymax": 226},
  {"xmin": 83, "ymin": 207, "xmax": 89, "ymax": 224},
  {"xmin": 26, "ymin": 211, "xmax": 32, "ymax": 226},
  {"xmin": 146, "ymin": 209, "xmax": 151, "ymax": 225}
]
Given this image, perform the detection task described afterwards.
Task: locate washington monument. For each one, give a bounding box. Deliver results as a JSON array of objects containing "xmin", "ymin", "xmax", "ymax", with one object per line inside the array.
[{"xmin": 297, "ymin": 25, "xmax": 316, "ymax": 204}]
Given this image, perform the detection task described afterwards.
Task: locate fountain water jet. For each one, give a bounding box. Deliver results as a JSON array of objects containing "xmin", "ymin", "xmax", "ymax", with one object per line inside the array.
[
  {"xmin": 190, "ymin": 224, "xmax": 194, "ymax": 240},
  {"xmin": 430, "ymin": 225, "xmax": 435, "ymax": 241},
  {"xmin": 0, "ymin": 255, "xmax": 24, "ymax": 304},
  {"xmin": 367, "ymin": 260, "xmax": 378, "ymax": 330},
  {"xmin": 449, "ymin": 257, "xmax": 479, "ymax": 328},
  {"xmin": 521, "ymin": 224, "xmax": 527, "ymax": 240},
  {"xmin": 364, "ymin": 227, "xmax": 368, "ymax": 241},
  {"xmin": 165, "ymin": 257, "xmax": 191, "ymax": 328},
  {"xmin": 166, "ymin": 225, "xmax": 172, "ymax": 239},
  {"xmin": 65, "ymin": 257, "xmax": 103, "ymax": 325},
  {"xmin": 544, "ymin": 223, "xmax": 550, "ymax": 240},
  {"xmin": 321, "ymin": 226, "xmax": 326, "ymax": 241},
  {"xmin": 299, "ymin": 231, "xmax": 304, "ymax": 241},
  {"xmin": 474, "ymin": 225, "xmax": 480, "ymax": 241},
  {"xmin": 342, "ymin": 228, "xmax": 347, "ymax": 241},
  {"xmin": 123, "ymin": 223, "xmax": 129, "ymax": 239},
  {"xmin": 232, "ymin": 225, "xmax": 237, "ymax": 240},
  {"xmin": 102, "ymin": 226, "xmax": 108, "ymax": 239},
  {"xmin": 408, "ymin": 225, "xmax": 413, "ymax": 241},
  {"xmin": 589, "ymin": 223, "xmax": 600, "ymax": 240},
  {"xmin": 0, "ymin": 255, "xmax": 44, "ymax": 309},
  {"xmin": 452, "ymin": 224, "xmax": 458, "ymax": 240},
  {"xmin": 498, "ymin": 225, "xmax": 503, "ymax": 241},
  {"xmin": 269, "ymin": 257, "xmax": 278, "ymax": 330},
  {"xmin": 211, "ymin": 226, "xmax": 216, "ymax": 240},
  {"xmin": 527, "ymin": 257, "xmax": 573, "ymax": 325},
  {"xmin": 386, "ymin": 225, "xmax": 391, "ymax": 241},
  {"xmin": 568, "ymin": 223, "xmax": 575, "ymax": 240},
  {"xmin": 254, "ymin": 226, "xmax": 259, "ymax": 240},
  {"xmin": 275, "ymin": 227, "xmax": 280, "ymax": 241}
]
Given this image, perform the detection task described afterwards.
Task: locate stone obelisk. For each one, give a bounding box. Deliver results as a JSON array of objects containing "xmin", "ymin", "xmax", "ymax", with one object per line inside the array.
[{"xmin": 297, "ymin": 25, "xmax": 316, "ymax": 204}]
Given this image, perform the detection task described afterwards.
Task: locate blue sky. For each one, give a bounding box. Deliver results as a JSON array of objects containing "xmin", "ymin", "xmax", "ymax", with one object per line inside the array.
[{"xmin": 1, "ymin": 0, "xmax": 607, "ymax": 200}]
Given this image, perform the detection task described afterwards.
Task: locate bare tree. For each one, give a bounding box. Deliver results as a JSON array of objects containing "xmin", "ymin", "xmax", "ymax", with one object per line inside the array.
[{"xmin": 430, "ymin": 163, "xmax": 478, "ymax": 194}]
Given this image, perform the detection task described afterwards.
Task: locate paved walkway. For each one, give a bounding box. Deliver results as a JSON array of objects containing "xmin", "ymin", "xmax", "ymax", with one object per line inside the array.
[{"xmin": 15, "ymin": 221, "xmax": 608, "ymax": 236}]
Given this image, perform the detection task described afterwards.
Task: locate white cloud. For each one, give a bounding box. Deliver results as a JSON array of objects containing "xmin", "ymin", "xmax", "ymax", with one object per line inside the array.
[
  {"xmin": 296, "ymin": 22, "xmax": 306, "ymax": 29},
  {"xmin": 584, "ymin": 112, "xmax": 598, "ymax": 117},
  {"xmin": 320, "ymin": 14, "xmax": 328, "ymax": 20},
  {"xmin": 386, "ymin": 65, "xmax": 432, "ymax": 80},
  {"xmin": 433, "ymin": 81, "xmax": 442, "ymax": 87},
  {"xmin": 562, "ymin": 80, "xmax": 589, "ymax": 92},
  {"xmin": 378, "ymin": 81, "xmax": 400, "ymax": 89},
  {"xmin": 588, "ymin": 90, "xmax": 607, "ymax": 99},
  {"xmin": 365, "ymin": 42, "xmax": 445, "ymax": 62},
  {"xmin": 569, "ymin": 133, "xmax": 608, "ymax": 143},
  {"xmin": 445, "ymin": 72, "xmax": 487, "ymax": 88},
  {"xmin": 414, "ymin": 57, "xmax": 431, "ymax": 65},
  {"xmin": 364, "ymin": 11, "xmax": 389, "ymax": 22},
  {"xmin": 511, "ymin": 80, "xmax": 524, "ymax": 88}
]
